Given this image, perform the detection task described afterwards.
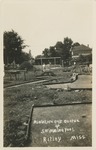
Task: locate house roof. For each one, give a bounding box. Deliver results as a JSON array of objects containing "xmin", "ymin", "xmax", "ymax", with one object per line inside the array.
[{"xmin": 72, "ymin": 44, "xmax": 92, "ymax": 51}]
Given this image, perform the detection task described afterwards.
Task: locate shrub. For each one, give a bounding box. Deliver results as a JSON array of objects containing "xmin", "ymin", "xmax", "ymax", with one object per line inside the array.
[{"xmin": 19, "ymin": 61, "xmax": 33, "ymax": 71}]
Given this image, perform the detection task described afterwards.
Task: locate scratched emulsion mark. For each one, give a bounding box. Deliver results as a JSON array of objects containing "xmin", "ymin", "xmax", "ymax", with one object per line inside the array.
[{"xmin": 31, "ymin": 104, "xmax": 92, "ymax": 147}]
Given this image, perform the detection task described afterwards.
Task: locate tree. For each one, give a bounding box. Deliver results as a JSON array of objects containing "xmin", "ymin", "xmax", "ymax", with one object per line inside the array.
[
  {"xmin": 54, "ymin": 39, "xmax": 73, "ymax": 61},
  {"xmin": 42, "ymin": 37, "xmax": 73, "ymax": 64},
  {"xmin": 20, "ymin": 52, "xmax": 31, "ymax": 62},
  {"xmin": 35, "ymin": 55, "xmax": 43, "ymax": 59},
  {"xmin": 19, "ymin": 61, "xmax": 33, "ymax": 71},
  {"xmin": 55, "ymin": 41, "xmax": 64, "ymax": 57},
  {"xmin": 42, "ymin": 48, "xmax": 49, "ymax": 57},
  {"xmin": 42, "ymin": 37, "xmax": 82, "ymax": 65},
  {"xmin": 63, "ymin": 37, "xmax": 73, "ymax": 61},
  {"xmin": 49, "ymin": 46, "xmax": 59, "ymax": 57},
  {"xmin": 4, "ymin": 30, "xmax": 27, "ymax": 64},
  {"xmin": 42, "ymin": 46, "xmax": 60, "ymax": 57},
  {"xmin": 72, "ymin": 42, "xmax": 80, "ymax": 47}
]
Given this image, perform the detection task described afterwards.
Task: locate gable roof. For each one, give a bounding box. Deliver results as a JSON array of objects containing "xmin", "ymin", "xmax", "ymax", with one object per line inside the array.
[{"xmin": 72, "ymin": 44, "xmax": 92, "ymax": 51}]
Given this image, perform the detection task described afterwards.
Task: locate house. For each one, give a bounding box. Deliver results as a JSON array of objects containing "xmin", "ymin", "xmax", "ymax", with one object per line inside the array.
[{"xmin": 71, "ymin": 44, "xmax": 92, "ymax": 58}]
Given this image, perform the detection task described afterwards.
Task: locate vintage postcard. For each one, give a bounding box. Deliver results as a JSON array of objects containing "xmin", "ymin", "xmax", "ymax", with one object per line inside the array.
[{"xmin": 1, "ymin": 0, "xmax": 96, "ymax": 149}]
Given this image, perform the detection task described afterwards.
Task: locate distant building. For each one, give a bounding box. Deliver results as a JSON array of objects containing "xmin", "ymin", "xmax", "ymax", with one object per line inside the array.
[
  {"xmin": 35, "ymin": 56, "xmax": 61, "ymax": 65},
  {"xmin": 71, "ymin": 44, "xmax": 92, "ymax": 58}
]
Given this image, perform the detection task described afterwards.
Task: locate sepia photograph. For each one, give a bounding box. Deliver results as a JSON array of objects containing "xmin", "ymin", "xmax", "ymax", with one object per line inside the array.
[{"xmin": 1, "ymin": 0, "xmax": 94, "ymax": 148}]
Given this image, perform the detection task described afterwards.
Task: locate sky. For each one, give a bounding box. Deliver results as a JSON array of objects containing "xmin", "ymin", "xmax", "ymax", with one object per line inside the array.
[{"xmin": 1, "ymin": 0, "xmax": 93, "ymax": 57}]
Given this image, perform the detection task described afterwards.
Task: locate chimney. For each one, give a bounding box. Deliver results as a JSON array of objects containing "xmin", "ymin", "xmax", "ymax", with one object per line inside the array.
[{"xmin": 87, "ymin": 44, "xmax": 89, "ymax": 47}]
